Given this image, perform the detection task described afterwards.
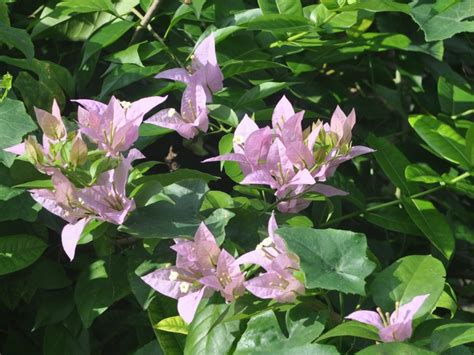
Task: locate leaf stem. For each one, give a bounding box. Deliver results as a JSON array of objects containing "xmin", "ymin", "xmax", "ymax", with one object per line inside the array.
[
  {"xmin": 128, "ymin": 8, "xmax": 185, "ymax": 68},
  {"xmin": 320, "ymin": 171, "xmax": 471, "ymax": 227}
]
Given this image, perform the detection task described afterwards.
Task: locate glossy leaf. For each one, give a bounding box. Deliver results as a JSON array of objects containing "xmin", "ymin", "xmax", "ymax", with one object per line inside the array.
[
  {"xmin": 368, "ymin": 134, "xmax": 419, "ymax": 195},
  {"xmin": 431, "ymin": 323, "xmax": 474, "ymax": 353},
  {"xmin": 409, "ymin": 0, "xmax": 474, "ymax": 41},
  {"xmin": 0, "ymin": 98, "xmax": 37, "ymax": 167},
  {"xmin": 370, "ymin": 255, "xmax": 446, "ymax": 313},
  {"xmin": 74, "ymin": 257, "xmax": 130, "ymax": 328},
  {"xmin": 0, "ymin": 21, "xmax": 34, "ymax": 59},
  {"xmin": 357, "ymin": 342, "xmax": 436, "ymax": 354},
  {"xmin": 184, "ymin": 302, "xmax": 240, "ymax": 355},
  {"xmin": 234, "ymin": 310, "xmax": 338, "ymax": 355},
  {"xmin": 409, "ymin": 115, "xmax": 470, "ymax": 167},
  {"xmin": 279, "ymin": 227, "xmax": 376, "ymax": 295},
  {"xmin": 0, "ymin": 234, "xmax": 46, "ymax": 276},
  {"xmin": 317, "ymin": 321, "xmax": 380, "ymax": 342},
  {"xmin": 402, "ymin": 197, "xmax": 455, "ymax": 259}
]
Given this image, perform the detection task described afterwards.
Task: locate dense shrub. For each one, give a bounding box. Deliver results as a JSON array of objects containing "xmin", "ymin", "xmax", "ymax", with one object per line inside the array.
[{"xmin": 0, "ymin": 0, "xmax": 473, "ymax": 354}]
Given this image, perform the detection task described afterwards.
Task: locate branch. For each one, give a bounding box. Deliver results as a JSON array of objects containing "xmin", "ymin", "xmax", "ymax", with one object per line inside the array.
[{"xmin": 130, "ymin": 0, "xmax": 162, "ymax": 45}]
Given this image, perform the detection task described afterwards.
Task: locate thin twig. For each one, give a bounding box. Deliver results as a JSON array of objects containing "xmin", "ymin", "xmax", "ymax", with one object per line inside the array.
[
  {"xmin": 130, "ymin": 8, "xmax": 185, "ymax": 67},
  {"xmin": 130, "ymin": 0, "xmax": 162, "ymax": 44}
]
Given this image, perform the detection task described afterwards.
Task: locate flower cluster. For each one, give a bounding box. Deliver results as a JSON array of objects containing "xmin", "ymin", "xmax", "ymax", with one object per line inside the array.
[
  {"xmin": 145, "ymin": 34, "xmax": 223, "ymax": 139},
  {"xmin": 142, "ymin": 213, "xmax": 304, "ymax": 323},
  {"xmin": 346, "ymin": 294, "xmax": 429, "ymax": 342},
  {"xmin": 205, "ymin": 96, "xmax": 373, "ymax": 213},
  {"xmin": 5, "ymin": 96, "xmax": 166, "ymax": 260}
]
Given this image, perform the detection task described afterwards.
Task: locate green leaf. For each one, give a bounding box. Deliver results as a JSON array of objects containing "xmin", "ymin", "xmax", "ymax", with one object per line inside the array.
[
  {"xmin": 466, "ymin": 123, "xmax": 474, "ymax": 165},
  {"xmin": 57, "ymin": 0, "xmax": 115, "ymax": 14},
  {"xmin": 364, "ymin": 206, "xmax": 422, "ymax": 236},
  {"xmin": 74, "ymin": 256, "xmax": 130, "ymax": 328},
  {"xmin": 409, "ymin": 0, "xmax": 474, "ymax": 42},
  {"xmin": 13, "ymin": 180, "xmax": 53, "ymax": 189},
  {"xmin": 436, "ymin": 285, "xmax": 458, "ymax": 318},
  {"xmin": 133, "ymin": 341, "xmax": 163, "ymax": 355},
  {"xmin": 317, "ymin": 321, "xmax": 380, "ymax": 342},
  {"xmin": 278, "ymin": 227, "xmax": 376, "ymax": 295},
  {"xmin": 235, "ymin": 82, "xmax": 292, "ymax": 108},
  {"xmin": 155, "ymin": 316, "xmax": 189, "ymax": 335},
  {"xmin": 32, "ymin": 7, "xmax": 115, "ymax": 41},
  {"xmin": 43, "ymin": 324, "xmax": 89, "ymax": 355},
  {"xmin": 0, "ymin": 194, "xmax": 40, "ymax": 222},
  {"xmin": 0, "ymin": 185, "xmax": 23, "ymax": 201},
  {"xmin": 185, "ymin": 302, "xmax": 241, "ymax": 355},
  {"xmin": 276, "ymin": 0, "xmax": 303, "ymax": 16},
  {"xmin": 165, "ymin": 4, "xmax": 193, "ymax": 37},
  {"xmin": 431, "ymin": 323, "xmax": 474, "ymax": 353},
  {"xmin": 105, "ymin": 42, "xmax": 144, "ymax": 66},
  {"xmin": 401, "ymin": 197, "xmax": 455, "ymax": 259},
  {"xmin": 0, "ymin": 234, "xmax": 46, "ymax": 276},
  {"xmin": 81, "ymin": 20, "xmax": 135, "ymax": 66},
  {"xmin": 222, "ymin": 60, "xmax": 285, "ymax": 78},
  {"xmin": 101, "ymin": 64, "xmax": 165, "ymax": 97},
  {"xmin": 33, "ymin": 290, "xmax": 75, "ymax": 330},
  {"xmin": 131, "ymin": 181, "xmax": 172, "ymax": 207},
  {"xmin": 0, "ymin": 22, "xmax": 34, "ymax": 59},
  {"xmin": 370, "ymin": 255, "xmax": 446, "ymax": 313},
  {"xmin": 14, "ymin": 71, "xmax": 57, "ymax": 113},
  {"xmin": 148, "ymin": 296, "xmax": 185, "ymax": 355},
  {"xmin": 405, "ymin": 163, "xmax": 441, "ymax": 184},
  {"xmin": 339, "ymin": 0, "xmax": 410, "ymax": 13},
  {"xmin": 368, "ymin": 134, "xmax": 419, "ymax": 195},
  {"xmin": 285, "ymin": 304, "xmax": 327, "ymax": 343},
  {"xmin": 207, "ymin": 104, "xmax": 239, "ymax": 127},
  {"xmin": 234, "ymin": 310, "xmax": 338, "ymax": 355},
  {"xmin": 29, "ymin": 259, "xmax": 71, "ymax": 290},
  {"xmin": 410, "ymin": 115, "xmax": 470, "ymax": 167},
  {"xmin": 187, "ymin": 0, "xmax": 206, "ymax": 19},
  {"xmin": 357, "ymin": 342, "xmax": 436, "ymax": 354},
  {"xmin": 247, "ymin": 14, "xmax": 314, "ymax": 32},
  {"xmin": 0, "ymin": 98, "xmax": 37, "ymax": 167},
  {"xmin": 139, "ymin": 123, "xmax": 172, "ymax": 138},
  {"xmin": 121, "ymin": 179, "xmax": 233, "ymax": 241},
  {"xmin": 136, "ymin": 169, "xmax": 219, "ymax": 187},
  {"xmin": 438, "ymin": 77, "xmax": 474, "ymax": 117}
]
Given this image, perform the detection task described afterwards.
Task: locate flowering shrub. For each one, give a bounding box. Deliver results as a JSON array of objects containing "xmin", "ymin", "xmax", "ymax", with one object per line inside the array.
[{"xmin": 0, "ymin": 1, "xmax": 473, "ymax": 354}]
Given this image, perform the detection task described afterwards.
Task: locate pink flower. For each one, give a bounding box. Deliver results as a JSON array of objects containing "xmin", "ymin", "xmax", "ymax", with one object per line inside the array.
[
  {"xmin": 30, "ymin": 149, "xmax": 143, "ymax": 261},
  {"xmin": 244, "ymin": 257, "xmax": 305, "ymax": 303},
  {"xmin": 237, "ymin": 213, "xmax": 305, "ymax": 302},
  {"xmin": 200, "ymin": 250, "xmax": 245, "ymax": 302},
  {"xmin": 171, "ymin": 222, "xmax": 221, "ymax": 274},
  {"xmin": 237, "ymin": 212, "xmax": 296, "ymax": 269},
  {"xmin": 75, "ymin": 96, "xmax": 166, "ymax": 156},
  {"xmin": 4, "ymin": 99, "xmax": 72, "ymax": 174},
  {"xmin": 204, "ymin": 96, "xmax": 373, "ymax": 213},
  {"xmin": 141, "ymin": 266, "xmax": 214, "ymax": 324},
  {"xmin": 142, "ymin": 223, "xmax": 245, "ymax": 323},
  {"xmin": 203, "ymin": 115, "xmax": 273, "ymax": 174},
  {"xmin": 145, "ymin": 80, "xmax": 208, "ymax": 139},
  {"xmin": 155, "ymin": 33, "xmax": 223, "ymax": 103},
  {"xmin": 346, "ymin": 294, "xmax": 430, "ymax": 342}
]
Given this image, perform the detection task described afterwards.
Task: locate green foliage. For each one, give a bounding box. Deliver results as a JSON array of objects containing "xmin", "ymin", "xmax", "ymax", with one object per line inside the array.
[
  {"xmin": 0, "ymin": 235, "xmax": 46, "ymax": 275},
  {"xmin": 279, "ymin": 227, "xmax": 375, "ymax": 295},
  {"xmin": 0, "ymin": 0, "xmax": 473, "ymax": 353}
]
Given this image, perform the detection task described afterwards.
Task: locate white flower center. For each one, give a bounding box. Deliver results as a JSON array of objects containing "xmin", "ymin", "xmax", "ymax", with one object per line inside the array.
[
  {"xmin": 169, "ymin": 270, "xmax": 179, "ymax": 281},
  {"xmin": 167, "ymin": 108, "xmax": 177, "ymax": 117},
  {"xmin": 179, "ymin": 282, "xmax": 191, "ymax": 293},
  {"xmin": 120, "ymin": 101, "xmax": 132, "ymax": 110},
  {"xmin": 233, "ymin": 135, "xmax": 245, "ymax": 146},
  {"xmin": 256, "ymin": 237, "xmax": 273, "ymax": 250}
]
